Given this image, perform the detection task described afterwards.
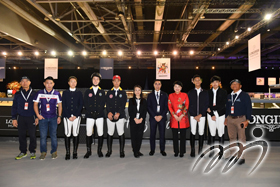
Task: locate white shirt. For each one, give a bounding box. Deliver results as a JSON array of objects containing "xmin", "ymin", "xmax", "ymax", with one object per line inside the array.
[
  {"xmin": 212, "ymin": 87, "xmax": 218, "ymax": 106},
  {"xmin": 92, "ymin": 86, "xmax": 98, "ymax": 95},
  {"xmin": 69, "ymin": 88, "xmax": 76, "ymax": 92},
  {"xmin": 136, "ymin": 98, "xmax": 140, "ymax": 111},
  {"xmin": 231, "ymin": 89, "xmax": 242, "ymax": 103},
  {"xmin": 114, "ymin": 87, "xmax": 120, "ymax": 96},
  {"xmin": 155, "ymin": 90, "xmax": 161, "ymax": 104},
  {"xmin": 195, "ymin": 87, "xmax": 201, "ymax": 97}
]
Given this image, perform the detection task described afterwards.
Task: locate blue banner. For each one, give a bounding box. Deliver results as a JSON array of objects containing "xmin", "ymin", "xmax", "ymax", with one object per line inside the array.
[
  {"xmin": 100, "ymin": 58, "xmax": 113, "ymax": 79},
  {"xmin": 0, "ymin": 58, "xmax": 6, "ymax": 79}
]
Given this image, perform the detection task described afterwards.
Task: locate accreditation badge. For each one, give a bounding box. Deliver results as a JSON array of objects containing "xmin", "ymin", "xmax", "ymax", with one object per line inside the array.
[
  {"xmin": 46, "ymin": 104, "xmax": 50, "ymax": 112},
  {"xmin": 136, "ymin": 113, "xmax": 140, "ymax": 119},
  {"xmin": 157, "ymin": 105, "xmax": 160, "ymax": 113},
  {"xmin": 231, "ymin": 106, "xmax": 234, "ymax": 114},
  {"xmin": 24, "ymin": 102, "xmax": 28, "ymax": 110}
]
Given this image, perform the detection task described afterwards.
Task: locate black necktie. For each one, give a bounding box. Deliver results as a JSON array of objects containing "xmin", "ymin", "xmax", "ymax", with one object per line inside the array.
[
  {"xmin": 156, "ymin": 92, "xmax": 159, "ymax": 100},
  {"xmin": 233, "ymin": 93, "xmax": 237, "ymax": 101}
]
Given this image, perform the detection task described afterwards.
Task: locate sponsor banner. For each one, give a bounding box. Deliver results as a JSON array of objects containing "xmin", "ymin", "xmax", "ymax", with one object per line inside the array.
[
  {"xmin": 156, "ymin": 58, "xmax": 171, "ymax": 80},
  {"xmin": 248, "ymin": 34, "xmax": 261, "ymax": 72},
  {"xmin": 100, "ymin": 58, "xmax": 114, "ymax": 79},
  {"xmin": 44, "ymin": 58, "xmax": 58, "ymax": 79}
]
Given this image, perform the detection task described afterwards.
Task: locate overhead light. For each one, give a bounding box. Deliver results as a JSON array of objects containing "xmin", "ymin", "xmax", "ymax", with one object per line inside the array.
[
  {"xmin": 247, "ymin": 27, "xmax": 251, "ymax": 32},
  {"xmin": 234, "ymin": 29, "xmax": 238, "ymax": 33},
  {"xmin": 235, "ymin": 35, "xmax": 239, "ymax": 39},
  {"xmin": 118, "ymin": 50, "xmax": 123, "ymax": 56},
  {"xmin": 68, "ymin": 32, "xmax": 73, "ymax": 36},
  {"xmin": 102, "ymin": 50, "xmax": 107, "ymax": 55},
  {"xmin": 44, "ymin": 17, "xmax": 49, "ymax": 21},
  {"xmin": 264, "ymin": 13, "xmax": 272, "ymax": 20},
  {"xmin": 13, "ymin": 66, "xmax": 17, "ymax": 69},
  {"xmin": 154, "ymin": 51, "xmax": 158, "ymax": 55},
  {"xmin": 212, "ymin": 66, "xmax": 215, "ymax": 69},
  {"xmin": 55, "ymin": 18, "xmax": 60, "ymax": 21},
  {"xmin": 137, "ymin": 50, "xmax": 141, "ymax": 55},
  {"xmin": 200, "ymin": 15, "xmax": 205, "ymax": 19},
  {"xmin": 115, "ymin": 15, "xmax": 119, "ymax": 20},
  {"xmin": 51, "ymin": 50, "xmax": 56, "ymax": 56},
  {"xmin": 18, "ymin": 51, "xmax": 22, "ymax": 56},
  {"xmin": 128, "ymin": 66, "xmax": 131, "ymax": 69},
  {"xmin": 173, "ymin": 50, "xmax": 178, "ymax": 55},
  {"xmin": 67, "ymin": 50, "xmax": 73, "ymax": 56},
  {"xmin": 196, "ymin": 66, "xmax": 199, "ymax": 69},
  {"xmin": 267, "ymin": 28, "xmax": 270, "ymax": 32},
  {"xmin": 34, "ymin": 51, "xmax": 39, "ymax": 56},
  {"xmin": 82, "ymin": 50, "xmax": 87, "ymax": 56},
  {"xmin": 2, "ymin": 52, "xmax": 7, "ymax": 56},
  {"xmin": 77, "ymin": 66, "xmax": 80, "ymax": 69},
  {"xmin": 48, "ymin": 14, "xmax": 52, "ymax": 17},
  {"xmin": 226, "ymin": 41, "xmax": 229, "ymax": 45},
  {"xmin": 189, "ymin": 50, "xmax": 194, "ymax": 55},
  {"xmin": 218, "ymin": 48, "xmax": 221, "ymax": 51}
]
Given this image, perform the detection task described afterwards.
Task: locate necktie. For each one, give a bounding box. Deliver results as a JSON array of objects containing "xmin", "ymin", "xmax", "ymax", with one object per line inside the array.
[
  {"xmin": 115, "ymin": 90, "xmax": 118, "ymax": 96},
  {"xmin": 233, "ymin": 93, "xmax": 237, "ymax": 102},
  {"xmin": 156, "ymin": 92, "xmax": 159, "ymax": 100}
]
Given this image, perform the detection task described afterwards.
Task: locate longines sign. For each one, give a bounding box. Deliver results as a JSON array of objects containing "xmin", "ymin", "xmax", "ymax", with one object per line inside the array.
[{"xmin": 250, "ymin": 114, "xmax": 280, "ymax": 132}]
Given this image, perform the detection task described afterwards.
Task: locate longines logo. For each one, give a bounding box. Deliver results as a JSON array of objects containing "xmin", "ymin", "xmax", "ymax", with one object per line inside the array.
[
  {"xmin": 192, "ymin": 140, "xmax": 269, "ymax": 175},
  {"xmin": 250, "ymin": 115, "xmax": 280, "ymax": 132},
  {"xmin": 100, "ymin": 67, "xmax": 112, "ymax": 70},
  {"xmin": 6, "ymin": 119, "xmax": 14, "ymax": 128}
]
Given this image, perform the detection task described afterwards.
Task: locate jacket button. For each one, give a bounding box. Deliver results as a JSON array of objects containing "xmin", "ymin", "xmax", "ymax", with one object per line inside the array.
[{"xmin": 71, "ymin": 97, "xmax": 73, "ymax": 99}]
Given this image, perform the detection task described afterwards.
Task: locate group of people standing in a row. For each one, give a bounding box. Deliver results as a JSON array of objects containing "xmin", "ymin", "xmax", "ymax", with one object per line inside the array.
[{"xmin": 12, "ymin": 73, "xmax": 252, "ymax": 165}]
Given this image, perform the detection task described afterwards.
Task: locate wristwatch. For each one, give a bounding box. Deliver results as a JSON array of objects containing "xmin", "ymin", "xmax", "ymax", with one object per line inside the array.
[{"xmin": 58, "ymin": 116, "xmax": 62, "ymax": 118}]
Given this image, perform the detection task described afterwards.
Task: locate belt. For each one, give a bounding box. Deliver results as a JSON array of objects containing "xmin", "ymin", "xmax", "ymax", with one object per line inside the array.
[{"xmin": 229, "ymin": 115, "xmax": 245, "ymax": 119}]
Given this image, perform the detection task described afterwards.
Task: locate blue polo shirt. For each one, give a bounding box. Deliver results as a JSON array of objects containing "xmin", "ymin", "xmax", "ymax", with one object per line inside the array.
[{"xmin": 33, "ymin": 89, "xmax": 62, "ymax": 119}]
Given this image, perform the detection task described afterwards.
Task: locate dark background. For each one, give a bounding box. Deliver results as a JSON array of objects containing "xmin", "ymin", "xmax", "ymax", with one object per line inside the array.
[{"xmin": 0, "ymin": 69, "xmax": 279, "ymax": 94}]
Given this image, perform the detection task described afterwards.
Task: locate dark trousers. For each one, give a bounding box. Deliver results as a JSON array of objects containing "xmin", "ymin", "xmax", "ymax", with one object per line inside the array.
[
  {"xmin": 150, "ymin": 120, "xmax": 166, "ymax": 152},
  {"xmin": 172, "ymin": 128, "xmax": 186, "ymax": 154},
  {"xmin": 130, "ymin": 121, "xmax": 144, "ymax": 153},
  {"xmin": 18, "ymin": 116, "xmax": 36, "ymax": 153}
]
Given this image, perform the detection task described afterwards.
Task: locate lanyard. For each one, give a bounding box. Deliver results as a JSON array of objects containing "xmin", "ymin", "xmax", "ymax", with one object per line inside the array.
[
  {"xmin": 44, "ymin": 89, "xmax": 54, "ymax": 103},
  {"xmin": 231, "ymin": 92, "xmax": 240, "ymax": 106},
  {"xmin": 21, "ymin": 89, "xmax": 32, "ymax": 101}
]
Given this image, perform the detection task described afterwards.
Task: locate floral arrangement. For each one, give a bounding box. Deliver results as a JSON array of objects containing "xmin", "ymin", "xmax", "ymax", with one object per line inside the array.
[{"xmin": 7, "ymin": 81, "xmax": 21, "ymax": 94}]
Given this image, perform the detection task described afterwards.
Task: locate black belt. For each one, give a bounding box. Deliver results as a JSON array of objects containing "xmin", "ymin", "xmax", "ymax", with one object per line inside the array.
[{"xmin": 229, "ymin": 115, "xmax": 245, "ymax": 119}]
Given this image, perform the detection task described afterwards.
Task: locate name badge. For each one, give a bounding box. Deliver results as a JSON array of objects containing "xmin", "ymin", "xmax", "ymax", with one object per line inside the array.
[
  {"xmin": 46, "ymin": 104, "xmax": 50, "ymax": 112},
  {"xmin": 231, "ymin": 106, "xmax": 234, "ymax": 114},
  {"xmin": 24, "ymin": 102, "xmax": 28, "ymax": 110},
  {"xmin": 157, "ymin": 105, "xmax": 160, "ymax": 113},
  {"xmin": 136, "ymin": 113, "xmax": 140, "ymax": 119}
]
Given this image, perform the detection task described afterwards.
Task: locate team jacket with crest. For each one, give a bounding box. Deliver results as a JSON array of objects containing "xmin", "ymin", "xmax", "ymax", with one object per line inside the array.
[
  {"xmin": 62, "ymin": 89, "xmax": 83, "ymax": 118},
  {"xmin": 106, "ymin": 87, "xmax": 127, "ymax": 119},
  {"xmin": 84, "ymin": 86, "xmax": 106, "ymax": 118}
]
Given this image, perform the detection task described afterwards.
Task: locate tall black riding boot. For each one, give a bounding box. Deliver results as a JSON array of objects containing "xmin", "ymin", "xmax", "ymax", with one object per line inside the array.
[
  {"xmin": 84, "ymin": 136, "xmax": 92, "ymax": 159},
  {"xmin": 198, "ymin": 135, "xmax": 204, "ymax": 157},
  {"xmin": 65, "ymin": 137, "xmax": 70, "ymax": 160},
  {"xmin": 119, "ymin": 134, "xmax": 125, "ymax": 158},
  {"xmin": 97, "ymin": 136, "xmax": 104, "ymax": 157},
  {"xmin": 209, "ymin": 136, "xmax": 215, "ymax": 158},
  {"xmin": 73, "ymin": 136, "xmax": 79, "ymax": 159},
  {"xmin": 105, "ymin": 135, "xmax": 113, "ymax": 157},
  {"xmin": 190, "ymin": 133, "xmax": 195, "ymax": 157},
  {"xmin": 218, "ymin": 135, "xmax": 224, "ymax": 159}
]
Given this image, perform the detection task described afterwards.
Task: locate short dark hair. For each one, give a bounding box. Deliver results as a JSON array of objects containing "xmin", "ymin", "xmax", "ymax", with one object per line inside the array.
[
  {"xmin": 210, "ymin": 75, "xmax": 221, "ymax": 83},
  {"xmin": 173, "ymin": 81, "xmax": 183, "ymax": 88},
  {"xmin": 154, "ymin": 79, "xmax": 162, "ymax": 84},
  {"xmin": 44, "ymin": 76, "xmax": 54, "ymax": 82},
  {"xmin": 192, "ymin": 74, "xmax": 201, "ymax": 81},
  {"xmin": 68, "ymin": 76, "xmax": 77, "ymax": 82}
]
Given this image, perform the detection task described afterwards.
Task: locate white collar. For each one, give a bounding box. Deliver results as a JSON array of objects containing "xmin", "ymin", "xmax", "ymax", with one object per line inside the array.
[
  {"xmin": 92, "ymin": 86, "xmax": 98, "ymax": 90},
  {"xmin": 69, "ymin": 88, "xmax": 76, "ymax": 91},
  {"xmin": 114, "ymin": 87, "xmax": 120, "ymax": 91},
  {"xmin": 212, "ymin": 87, "xmax": 219, "ymax": 92},
  {"xmin": 155, "ymin": 90, "xmax": 161, "ymax": 94},
  {"xmin": 195, "ymin": 87, "xmax": 201, "ymax": 91},
  {"xmin": 231, "ymin": 89, "xmax": 242, "ymax": 95}
]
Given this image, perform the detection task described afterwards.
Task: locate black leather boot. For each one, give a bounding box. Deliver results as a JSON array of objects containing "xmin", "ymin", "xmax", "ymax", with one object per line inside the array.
[
  {"xmin": 97, "ymin": 136, "xmax": 104, "ymax": 157},
  {"xmin": 119, "ymin": 134, "xmax": 125, "ymax": 158},
  {"xmin": 105, "ymin": 135, "xmax": 113, "ymax": 157},
  {"xmin": 190, "ymin": 133, "xmax": 195, "ymax": 157},
  {"xmin": 73, "ymin": 136, "xmax": 79, "ymax": 159},
  {"xmin": 198, "ymin": 135, "xmax": 204, "ymax": 157},
  {"xmin": 209, "ymin": 136, "xmax": 215, "ymax": 158},
  {"xmin": 218, "ymin": 135, "xmax": 224, "ymax": 159},
  {"xmin": 84, "ymin": 136, "xmax": 92, "ymax": 159},
  {"xmin": 65, "ymin": 137, "xmax": 70, "ymax": 160}
]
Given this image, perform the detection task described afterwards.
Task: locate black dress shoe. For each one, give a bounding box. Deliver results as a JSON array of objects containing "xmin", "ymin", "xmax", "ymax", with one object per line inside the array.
[
  {"xmin": 190, "ymin": 149, "xmax": 195, "ymax": 157},
  {"xmin": 138, "ymin": 152, "xmax": 143, "ymax": 156},
  {"xmin": 134, "ymin": 153, "xmax": 140, "ymax": 158},
  {"xmin": 179, "ymin": 154, "xmax": 184, "ymax": 158},
  {"xmin": 149, "ymin": 151, "xmax": 155, "ymax": 156},
  {"xmin": 237, "ymin": 159, "xmax": 245, "ymax": 165},
  {"xmin": 174, "ymin": 153, "xmax": 178, "ymax": 157},
  {"xmin": 161, "ymin": 151, "xmax": 167, "ymax": 156}
]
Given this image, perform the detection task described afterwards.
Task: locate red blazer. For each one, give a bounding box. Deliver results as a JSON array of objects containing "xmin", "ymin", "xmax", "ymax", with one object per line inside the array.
[{"xmin": 168, "ymin": 92, "xmax": 190, "ymax": 129}]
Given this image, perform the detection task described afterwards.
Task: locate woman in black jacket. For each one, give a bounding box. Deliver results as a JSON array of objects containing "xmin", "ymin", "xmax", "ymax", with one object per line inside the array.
[{"xmin": 128, "ymin": 85, "xmax": 147, "ymax": 158}]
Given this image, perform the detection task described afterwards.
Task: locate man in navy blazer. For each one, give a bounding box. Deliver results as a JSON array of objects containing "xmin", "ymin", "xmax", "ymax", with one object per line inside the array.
[{"xmin": 147, "ymin": 80, "xmax": 168, "ymax": 156}]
